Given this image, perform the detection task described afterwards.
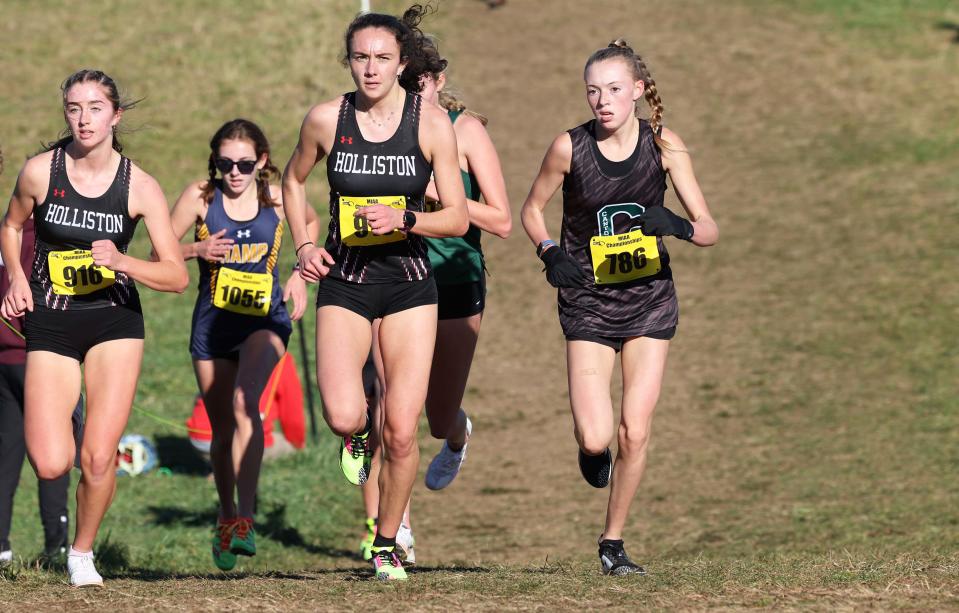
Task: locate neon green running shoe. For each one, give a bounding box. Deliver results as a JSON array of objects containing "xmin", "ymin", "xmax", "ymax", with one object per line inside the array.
[
  {"xmin": 359, "ymin": 517, "xmax": 377, "ymax": 561},
  {"xmin": 230, "ymin": 517, "xmax": 256, "ymax": 557},
  {"xmin": 212, "ymin": 519, "xmax": 237, "ymax": 571},
  {"xmin": 371, "ymin": 545, "xmax": 407, "ymax": 581},
  {"xmin": 340, "ymin": 424, "xmax": 373, "ymax": 486}
]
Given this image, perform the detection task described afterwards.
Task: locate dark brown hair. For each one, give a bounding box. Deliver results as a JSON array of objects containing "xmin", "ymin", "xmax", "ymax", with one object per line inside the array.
[
  {"xmin": 584, "ymin": 40, "xmax": 669, "ymax": 148},
  {"xmin": 341, "ymin": 3, "xmax": 437, "ymax": 92},
  {"xmin": 45, "ymin": 69, "xmax": 139, "ymax": 153},
  {"xmin": 408, "ymin": 35, "xmax": 488, "ymax": 125},
  {"xmin": 199, "ymin": 119, "xmax": 280, "ymax": 209}
]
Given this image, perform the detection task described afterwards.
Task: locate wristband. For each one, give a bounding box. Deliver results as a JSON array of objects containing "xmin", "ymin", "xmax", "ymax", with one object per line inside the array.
[
  {"xmin": 536, "ymin": 239, "xmax": 557, "ymax": 259},
  {"xmin": 295, "ymin": 241, "xmax": 314, "ymax": 255}
]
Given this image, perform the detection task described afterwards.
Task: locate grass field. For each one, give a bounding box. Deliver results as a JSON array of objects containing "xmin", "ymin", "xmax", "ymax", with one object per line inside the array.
[{"xmin": 1, "ymin": 0, "xmax": 958, "ymax": 610}]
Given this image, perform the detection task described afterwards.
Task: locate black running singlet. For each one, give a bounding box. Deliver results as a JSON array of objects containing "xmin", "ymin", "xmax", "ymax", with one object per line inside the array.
[
  {"xmin": 558, "ymin": 119, "xmax": 679, "ymax": 338},
  {"xmin": 324, "ymin": 92, "xmax": 432, "ymax": 283},
  {"xmin": 31, "ymin": 148, "xmax": 140, "ymax": 311}
]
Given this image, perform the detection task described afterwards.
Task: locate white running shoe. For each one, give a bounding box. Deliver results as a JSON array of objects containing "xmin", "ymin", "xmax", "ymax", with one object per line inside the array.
[
  {"xmin": 425, "ymin": 417, "xmax": 472, "ymax": 491},
  {"xmin": 68, "ymin": 553, "xmax": 103, "ymax": 587},
  {"xmin": 395, "ymin": 524, "xmax": 416, "ymax": 565},
  {"xmin": 0, "ymin": 549, "xmax": 12, "ymax": 565}
]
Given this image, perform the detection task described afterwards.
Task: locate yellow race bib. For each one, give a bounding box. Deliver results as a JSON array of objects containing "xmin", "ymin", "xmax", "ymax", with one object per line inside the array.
[
  {"xmin": 213, "ymin": 267, "xmax": 272, "ymax": 316},
  {"xmin": 338, "ymin": 195, "xmax": 407, "ymax": 247},
  {"xmin": 47, "ymin": 250, "xmax": 116, "ymax": 296},
  {"xmin": 589, "ymin": 230, "xmax": 661, "ymax": 285}
]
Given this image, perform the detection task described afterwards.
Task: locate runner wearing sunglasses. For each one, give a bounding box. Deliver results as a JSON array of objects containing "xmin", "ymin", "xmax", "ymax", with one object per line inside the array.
[{"xmin": 168, "ymin": 118, "xmax": 318, "ymax": 571}]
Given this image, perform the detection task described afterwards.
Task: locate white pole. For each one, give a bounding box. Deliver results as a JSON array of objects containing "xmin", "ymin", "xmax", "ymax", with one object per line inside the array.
[{"xmin": 360, "ymin": 0, "xmax": 371, "ymax": 13}]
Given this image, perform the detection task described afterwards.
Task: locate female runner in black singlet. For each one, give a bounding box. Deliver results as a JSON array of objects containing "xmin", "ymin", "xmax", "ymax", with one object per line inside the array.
[
  {"xmin": 521, "ymin": 41, "xmax": 718, "ymax": 576},
  {"xmin": 282, "ymin": 5, "xmax": 467, "ymax": 581},
  {"xmin": 0, "ymin": 70, "xmax": 188, "ymax": 587},
  {"xmin": 168, "ymin": 119, "xmax": 319, "ymax": 571}
]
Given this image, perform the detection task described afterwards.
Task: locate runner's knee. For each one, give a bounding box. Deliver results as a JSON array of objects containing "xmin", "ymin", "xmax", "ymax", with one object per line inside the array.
[
  {"xmin": 79, "ymin": 448, "xmax": 117, "ymax": 481},
  {"xmin": 34, "ymin": 456, "xmax": 72, "ymax": 481},
  {"xmin": 382, "ymin": 424, "xmax": 417, "ymax": 460},
  {"xmin": 617, "ymin": 422, "xmax": 649, "ymax": 456},
  {"xmin": 326, "ymin": 409, "xmax": 366, "ymax": 437}
]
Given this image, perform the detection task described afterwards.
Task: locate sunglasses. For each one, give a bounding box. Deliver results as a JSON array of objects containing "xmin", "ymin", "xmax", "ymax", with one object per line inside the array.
[{"xmin": 214, "ymin": 157, "xmax": 257, "ymax": 175}]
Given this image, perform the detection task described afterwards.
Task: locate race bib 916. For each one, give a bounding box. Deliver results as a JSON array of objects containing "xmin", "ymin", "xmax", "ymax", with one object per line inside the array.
[
  {"xmin": 48, "ymin": 250, "xmax": 116, "ymax": 296},
  {"xmin": 338, "ymin": 195, "xmax": 407, "ymax": 247}
]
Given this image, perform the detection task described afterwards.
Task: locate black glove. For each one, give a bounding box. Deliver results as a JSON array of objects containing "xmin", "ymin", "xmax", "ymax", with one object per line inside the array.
[
  {"xmin": 540, "ymin": 246, "xmax": 589, "ymax": 288},
  {"xmin": 639, "ymin": 206, "xmax": 694, "ymax": 241}
]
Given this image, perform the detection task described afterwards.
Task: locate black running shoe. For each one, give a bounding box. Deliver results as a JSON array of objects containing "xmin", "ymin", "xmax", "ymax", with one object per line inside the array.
[
  {"xmin": 598, "ymin": 539, "xmax": 646, "ymax": 576},
  {"xmin": 578, "ymin": 448, "xmax": 612, "ymax": 488}
]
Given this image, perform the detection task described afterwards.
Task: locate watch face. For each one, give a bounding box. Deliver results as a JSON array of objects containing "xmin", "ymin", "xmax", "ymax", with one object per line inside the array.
[{"xmin": 404, "ymin": 211, "xmax": 416, "ymax": 228}]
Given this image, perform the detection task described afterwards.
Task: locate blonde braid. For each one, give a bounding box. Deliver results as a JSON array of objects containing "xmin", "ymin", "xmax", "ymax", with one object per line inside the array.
[
  {"xmin": 609, "ymin": 38, "xmax": 672, "ymax": 149},
  {"xmin": 439, "ymin": 90, "xmax": 488, "ymax": 126}
]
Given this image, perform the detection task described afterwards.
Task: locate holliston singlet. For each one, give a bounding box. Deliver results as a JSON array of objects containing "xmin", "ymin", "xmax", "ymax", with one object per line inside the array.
[
  {"xmin": 558, "ymin": 119, "xmax": 678, "ymax": 337},
  {"xmin": 194, "ymin": 187, "xmax": 286, "ymax": 320},
  {"xmin": 426, "ymin": 109, "xmax": 484, "ymax": 285},
  {"xmin": 31, "ymin": 147, "xmax": 140, "ymax": 311},
  {"xmin": 324, "ymin": 91, "xmax": 432, "ymax": 284}
]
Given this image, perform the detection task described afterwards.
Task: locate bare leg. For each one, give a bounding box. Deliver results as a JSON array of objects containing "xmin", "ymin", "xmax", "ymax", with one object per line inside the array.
[
  {"xmin": 233, "ymin": 330, "xmax": 285, "ymax": 518},
  {"xmin": 375, "ymin": 304, "xmax": 436, "ymax": 540},
  {"xmin": 566, "ymin": 340, "xmax": 617, "ymax": 456},
  {"xmin": 72, "ymin": 339, "xmax": 144, "ymax": 551},
  {"xmin": 194, "ymin": 359, "xmax": 239, "ymax": 519},
  {"xmin": 602, "ymin": 337, "xmax": 669, "ymax": 540},
  {"xmin": 316, "ymin": 306, "xmax": 373, "ymax": 438},
  {"xmin": 425, "ymin": 313, "xmax": 481, "ymax": 450}
]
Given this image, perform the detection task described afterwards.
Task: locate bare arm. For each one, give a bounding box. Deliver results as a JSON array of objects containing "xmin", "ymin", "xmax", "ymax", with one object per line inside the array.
[
  {"xmin": 520, "ymin": 132, "xmax": 573, "ymax": 251},
  {"xmin": 168, "ymin": 180, "xmax": 234, "ymax": 261},
  {"xmin": 448, "ymin": 115, "xmax": 512, "ymax": 238},
  {"xmin": 105, "ymin": 166, "xmax": 188, "ymax": 293},
  {"xmin": 0, "ymin": 155, "xmax": 49, "ymax": 317},
  {"xmin": 282, "ymin": 102, "xmax": 337, "ymax": 282},
  {"xmin": 660, "ymin": 128, "xmax": 718, "ymax": 247}
]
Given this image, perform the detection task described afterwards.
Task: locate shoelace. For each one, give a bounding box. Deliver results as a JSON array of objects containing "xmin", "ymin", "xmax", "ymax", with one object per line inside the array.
[
  {"xmin": 234, "ymin": 519, "xmax": 252, "ymax": 540},
  {"xmin": 348, "ymin": 432, "xmax": 368, "ymax": 459},
  {"xmin": 216, "ymin": 521, "xmax": 236, "ymax": 548},
  {"xmin": 439, "ymin": 444, "xmax": 464, "ymax": 470},
  {"xmin": 375, "ymin": 549, "xmax": 400, "ymax": 568}
]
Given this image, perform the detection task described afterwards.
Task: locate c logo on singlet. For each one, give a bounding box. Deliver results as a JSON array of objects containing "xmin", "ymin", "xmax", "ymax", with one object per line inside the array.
[
  {"xmin": 590, "ymin": 203, "xmax": 661, "ymax": 285},
  {"xmin": 596, "ymin": 203, "xmax": 645, "ymax": 237}
]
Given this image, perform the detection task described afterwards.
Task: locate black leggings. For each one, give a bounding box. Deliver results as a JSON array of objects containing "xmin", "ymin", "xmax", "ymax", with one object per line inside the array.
[{"xmin": 0, "ymin": 363, "xmax": 71, "ymax": 552}]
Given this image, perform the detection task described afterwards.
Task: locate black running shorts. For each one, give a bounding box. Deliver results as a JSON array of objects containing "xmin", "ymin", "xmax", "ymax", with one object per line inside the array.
[
  {"xmin": 24, "ymin": 305, "xmax": 145, "ymax": 362},
  {"xmin": 565, "ymin": 326, "xmax": 676, "ymax": 353},
  {"xmin": 315, "ymin": 276, "xmax": 438, "ymax": 322},
  {"xmin": 437, "ymin": 278, "xmax": 485, "ymax": 321}
]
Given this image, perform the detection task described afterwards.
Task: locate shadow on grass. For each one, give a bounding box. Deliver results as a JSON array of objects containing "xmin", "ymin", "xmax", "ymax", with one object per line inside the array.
[
  {"xmin": 103, "ymin": 564, "xmax": 490, "ymax": 582},
  {"xmin": 153, "ymin": 435, "xmax": 210, "ymax": 476},
  {"xmin": 146, "ymin": 502, "xmax": 356, "ymax": 560},
  {"xmin": 936, "ymin": 21, "xmax": 959, "ymax": 43}
]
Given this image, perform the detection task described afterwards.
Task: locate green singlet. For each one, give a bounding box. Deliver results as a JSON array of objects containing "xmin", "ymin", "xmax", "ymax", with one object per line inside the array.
[{"xmin": 425, "ymin": 110, "xmax": 485, "ymax": 285}]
